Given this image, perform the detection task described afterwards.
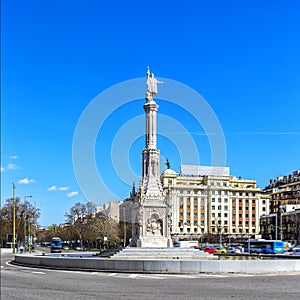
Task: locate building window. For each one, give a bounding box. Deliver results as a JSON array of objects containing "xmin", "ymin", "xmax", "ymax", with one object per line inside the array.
[
  {"xmin": 212, "ymin": 213, "xmax": 215, "ymax": 217},
  {"xmin": 193, "ymin": 190, "xmax": 198, "ymax": 194},
  {"xmin": 179, "ymin": 205, "xmax": 183, "ymax": 209},
  {"xmin": 187, "ymin": 212, "xmax": 190, "ymax": 216},
  {"xmin": 212, "ymin": 205, "xmax": 215, "ymax": 210},
  {"xmin": 187, "ymin": 205, "xmax": 190, "ymax": 209},
  {"xmin": 218, "ymin": 206, "xmax": 221, "ymax": 210},
  {"xmin": 194, "ymin": 212, "xmax": 197, "ymax": 216},
  {"xmin": 217, "ymin": 191, "xmax": 221, "ymax": 195},
  {"xmin": 224, "ymin": 198, "xmax": 228, "ymax": 203},
  {"xmin": 200, "ymin": 206, "xmax": 204, "ymax": 209},
  {"xmin": 224, "ymin": 191, "xmax": 228, "ymax": 195},
  {"xmin": 218, "ymin": 198, "xmax": 221, "ymax": 202},
  {"xmin": 179, "ymin": 212, "xmax": 183, "ymax": 216},
  {"xmin": 212, "ymin": 198, "xmax": 215, "ymax": 202},
  {"xmin": 223, "ymin": 182, "xmax": 227, "ymax": 187},
  {"xmin": 201, "ymin": 213, "xmax": 204, "ymax": 217},
  {"xmin": 187, "ymin": 190, "xmax": 191, "ymax": 194},
  {"xmin": 179, "ymin": 197, "xmax": 183, "ymax": 201},
  {"xmin": 200, "ymin": 191, "xmax": 204, "ymax": 195},
  {"xmin": 187, "ymin": 197, "xmax": 190, "ymax": 201},
  {"xmin": 194, "ymin": 197, "xmax": 197, "ymax": 202},
  {"xmin": 211, "ymin": 190, "xmax": 215, "ymax": 195},
  {"xmin": 180, "ymin": 190, "xmax": 183, "ymax": 194}
]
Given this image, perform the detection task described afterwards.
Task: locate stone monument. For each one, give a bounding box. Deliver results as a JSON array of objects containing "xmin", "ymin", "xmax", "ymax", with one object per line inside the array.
[{"xmin": 131, "ymin": 67, "xmax": 172, "ymax": 248}]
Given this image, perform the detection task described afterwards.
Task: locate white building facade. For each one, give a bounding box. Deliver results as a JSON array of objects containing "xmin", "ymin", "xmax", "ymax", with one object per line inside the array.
[{"xmin": 161, "ymin": 165, "xmax": 269, "ymax": 240}]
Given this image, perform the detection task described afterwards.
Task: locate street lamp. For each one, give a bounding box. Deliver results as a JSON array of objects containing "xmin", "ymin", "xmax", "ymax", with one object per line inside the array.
[
  {"xmin": 12, "ymin": 183, "xmax": 16, "ymax": 254},
  {"xmin": 194, "ymin": 223, "xmax": 204, "ymax": 245},
  {"xmin": 279, "ymin": 205, "xmax": 284, "ymax": 241},
  {"xmin": 123, "ymin": 208, "xmax": 126, "ymax": 248},
  {"xmin": 24, "ymin": 195, "xmax": 33, "ymax": 251}
]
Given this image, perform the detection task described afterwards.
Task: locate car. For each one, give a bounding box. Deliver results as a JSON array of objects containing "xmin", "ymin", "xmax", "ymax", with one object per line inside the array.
[
  {"xmin": 215, "ymin": 246, "xmax": 227, "ymax": 254},
  {"xmin": 203, "ymin": 246, "xmax": 217, "ymax": 254},
  {"xmin": 290, "ymin": 245, "xmax": 300, "ymax": 254},
  {"xmin": 288, "ymin": 245, "xmax": 300, "ymax": 252},
  {"xmin": 227, "ymin": 247, "xmax": 241, "ymax": 254},
  {"xmin": 75, "ymin": 246, "xmax": 86, "ymax": 251}
]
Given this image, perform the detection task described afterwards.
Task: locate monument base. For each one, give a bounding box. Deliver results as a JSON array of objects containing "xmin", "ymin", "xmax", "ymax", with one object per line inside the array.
[{"xmin": 137, "ymin": 236, "xmax": 172, "ymax": 248}]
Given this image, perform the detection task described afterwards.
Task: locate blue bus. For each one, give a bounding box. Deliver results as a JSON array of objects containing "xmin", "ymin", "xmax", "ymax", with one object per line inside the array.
[
  {"xmin": 244, "ymin": 239, "xmax": 285, "ymax": 254},
  {"xmin": 50, "ymin": 237, "xmax": 63, "ymax": 253}
]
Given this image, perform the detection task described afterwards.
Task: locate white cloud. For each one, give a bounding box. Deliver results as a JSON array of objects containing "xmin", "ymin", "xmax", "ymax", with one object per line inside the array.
[
  {"xmin": 9, "ymin": 155, "xmax": 18, "ymax": 159},
  {"xmin": 66, "ymin": 191, "xmax": 78, "ymax": 198},
  {"xmin": 59, "ymin": 186, "xmax": 70, "ymax": 191},
  {"xmin": 47, "ymin": 185, "xmax": 57, "ymax": 191},
  {"xmin": 1, "ymin": 166, "xmax": 4, "ymax": 172},
  {"xmin": 18, "ymin": 178, "xmax": 36, "ymax": 184},
  {"xmin": 7, "ymin": 163, "xmax": 18, "ymax": 170}
]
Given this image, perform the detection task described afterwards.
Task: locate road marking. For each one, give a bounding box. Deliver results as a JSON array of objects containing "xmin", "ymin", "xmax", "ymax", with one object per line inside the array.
[
  {"xmin": 129, "ymin": 274, "xmax": 138, "ymax": 278},
  {"xmin": 31, "ymin": 271, "xmax": 46, "ymax": 275},
  {"xmin": 108, "ymin": 273, "xmax": 117, "ymax": 277},
  {"xmin": 1, "ymin": 266, "xmax": 4, "ymax": 268}
]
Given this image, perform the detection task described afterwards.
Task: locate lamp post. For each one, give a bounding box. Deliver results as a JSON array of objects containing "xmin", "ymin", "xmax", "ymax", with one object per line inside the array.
[
  {"xmin": 194, "ymin": 223, "xmax": 204, "ymax": 246},
  {"xmin": 123, "ymin": 208, "xmax": 126, "ymax": 248},
  {"xmin": 279, "ymin": 206, "xmax": 284, "ymax": 241},
  {"xmin": 275, "ymin": 213, "xmax": 278, "ymax": 240},
  {"xmin": 24, "ymin": 195, "xmax": 33, "ymax": 251},
  {"xmin": 12, "ymin": 183, "xmax": 16, "ymax": 254}
]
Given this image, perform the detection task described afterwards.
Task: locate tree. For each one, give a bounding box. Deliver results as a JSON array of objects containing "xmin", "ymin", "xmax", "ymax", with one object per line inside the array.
[
  {"xmin": 0, "ymin": 197, "xmax": 40, "ymax": 248},
  {"xmin": 64, "ymin": 201, "xmax": 120, "ymax": 249},
  {"xmin": 64, "ymin": 201, "xmax": 97, "ymax": 247}
]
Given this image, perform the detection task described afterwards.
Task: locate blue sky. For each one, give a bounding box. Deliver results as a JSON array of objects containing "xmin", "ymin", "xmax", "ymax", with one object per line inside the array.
[{"xmin": 1, "ymin": 0, "xmax": 300, "ymax": 226}]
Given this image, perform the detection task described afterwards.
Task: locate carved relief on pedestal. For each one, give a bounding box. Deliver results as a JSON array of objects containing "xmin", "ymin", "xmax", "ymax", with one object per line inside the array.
[{"xmin": 146, "ymin": 213, "xmax": 163, "ymax": 236}]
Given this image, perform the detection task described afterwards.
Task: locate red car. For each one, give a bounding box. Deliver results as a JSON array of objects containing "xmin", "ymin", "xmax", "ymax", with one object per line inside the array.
[{"xmin": 203, "ymin": 246, "xmax": 217, "ymax": 254}]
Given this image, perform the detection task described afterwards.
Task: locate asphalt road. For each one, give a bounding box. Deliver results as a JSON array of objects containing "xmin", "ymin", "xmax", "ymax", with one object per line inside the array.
[{"xmin": 1, "ymin": 252, "xmax": 300, "ymax": 300}]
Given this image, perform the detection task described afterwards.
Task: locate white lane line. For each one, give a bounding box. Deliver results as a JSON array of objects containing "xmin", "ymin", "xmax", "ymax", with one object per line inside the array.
[
  {"xmin": 108, "ymin": 273, "xmax": 117, "ymax": 277},
  {"xmin": 31, "ymin": 271, "xmax": 46, "ymax": 275},
  {"xmin": 1, "ymin": 266, "xmax": 4, "ymax": 268},
  {"xmin": 129, "ymin": 274, "xmax": 138, "ymax": 278},
  {"xmin": 136, "ymin": 274, "xmax": 166, "ymax": 279}
]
